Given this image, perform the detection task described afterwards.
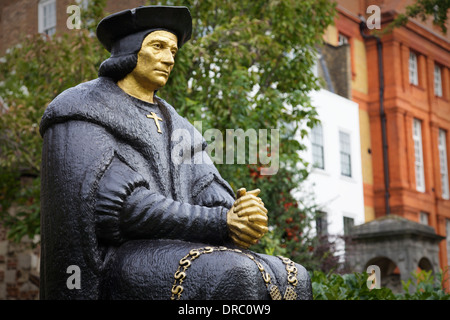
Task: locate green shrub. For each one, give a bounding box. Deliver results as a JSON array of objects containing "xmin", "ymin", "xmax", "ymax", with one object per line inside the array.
[{"xmin": 311, "ymin": 269, "xmax": 450, "ymax": 300}]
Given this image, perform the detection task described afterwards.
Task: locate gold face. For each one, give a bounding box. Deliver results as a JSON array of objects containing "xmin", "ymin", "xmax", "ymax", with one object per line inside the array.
[
  {"xmin": 117, "ymin": 30, "xmax": 178, "ymax": 103},
  {"xmin": 132, "ymin": 30, "xmax": 178, "ymax": 90}
]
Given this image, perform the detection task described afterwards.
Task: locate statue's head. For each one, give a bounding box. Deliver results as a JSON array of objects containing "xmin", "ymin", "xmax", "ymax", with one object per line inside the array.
[
  {"xmin": 130, "ymin": 30, "xmax": 178, "ymax": 91},
  {"xmin": 96, "ymin": 6, "xmax": 192, "ymax": 83}
]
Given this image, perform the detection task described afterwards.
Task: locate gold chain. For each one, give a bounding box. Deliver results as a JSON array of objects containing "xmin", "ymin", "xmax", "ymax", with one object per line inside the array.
[
  {"xmin": 277, "ymin": 255, "xmax": 299, "ymax": 300},
  {"xmin": 170, "ymin": 246, "xmax": 214, "ymax": 300},
  {"xmin": 170, "ymin": 246, "xmax": 299, "ymax": 300}
]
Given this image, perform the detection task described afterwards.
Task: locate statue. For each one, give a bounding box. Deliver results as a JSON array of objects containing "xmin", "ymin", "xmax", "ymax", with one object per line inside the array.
[{"xmin": 39, "ymin": 5, "xmax": 312, "ymax": 300}]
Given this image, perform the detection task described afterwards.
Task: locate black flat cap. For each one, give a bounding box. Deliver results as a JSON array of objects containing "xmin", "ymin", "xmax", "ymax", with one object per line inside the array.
[{"xmin": 96, "ymin": 6, "xmax": 192, "ymax": 52}]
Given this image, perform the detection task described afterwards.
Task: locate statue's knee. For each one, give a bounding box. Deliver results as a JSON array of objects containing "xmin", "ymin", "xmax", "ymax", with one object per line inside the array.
[{"xmin": 204, "ymin": 252, "xmax": 267, "ymax": 298}]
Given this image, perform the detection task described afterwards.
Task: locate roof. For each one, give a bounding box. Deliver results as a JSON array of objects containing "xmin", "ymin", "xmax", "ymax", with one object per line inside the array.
[{"xmin": 351, "ymin": 214, "xmax": 445, "ymax": 242}]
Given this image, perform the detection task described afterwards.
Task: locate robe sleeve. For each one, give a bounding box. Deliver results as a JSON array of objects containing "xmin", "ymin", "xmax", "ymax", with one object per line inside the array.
[{"xmin": 95, "ymin": 156, "xmax": 231, "ymax": 246}]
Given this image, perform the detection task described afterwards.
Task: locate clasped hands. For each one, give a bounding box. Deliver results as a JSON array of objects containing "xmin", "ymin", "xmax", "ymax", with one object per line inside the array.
[{"xmin": 227, "ymin": 188, "xmax": 269, "ymax": 249}]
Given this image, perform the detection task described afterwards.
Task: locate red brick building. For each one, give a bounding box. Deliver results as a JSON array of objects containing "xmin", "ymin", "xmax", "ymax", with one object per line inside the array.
[{"xmin": 327, "ymin": 0, "xmax": 450, "ymax": 284}]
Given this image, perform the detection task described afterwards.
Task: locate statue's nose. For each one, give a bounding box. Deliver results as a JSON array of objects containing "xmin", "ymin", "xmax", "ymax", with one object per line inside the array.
[{"xmin": 161, "ymin": 49, "xmax": 175, "ymax": 66}]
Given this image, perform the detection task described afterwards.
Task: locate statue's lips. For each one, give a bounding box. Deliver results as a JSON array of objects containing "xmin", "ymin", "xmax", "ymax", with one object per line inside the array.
[{"xmin": 154, "ymin": 69, "xmax": 170, "ymax": 76}]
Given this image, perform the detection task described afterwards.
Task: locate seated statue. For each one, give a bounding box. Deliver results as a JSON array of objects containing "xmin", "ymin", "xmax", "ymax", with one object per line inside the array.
[{"xmin": 39, "ymin": 5, "xmax": 312, "ymax": 300}]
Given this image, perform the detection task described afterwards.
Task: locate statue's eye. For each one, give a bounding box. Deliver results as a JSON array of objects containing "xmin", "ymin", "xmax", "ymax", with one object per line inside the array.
[{"xmin": 152, "ymin": 43, "xmax": 162, "ymax": 49}]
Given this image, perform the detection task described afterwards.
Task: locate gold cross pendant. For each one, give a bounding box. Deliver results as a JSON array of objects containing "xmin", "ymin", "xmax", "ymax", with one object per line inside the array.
[{"xmin": 146, "ymin": 112, "xmax": 163, "ymax": 134}]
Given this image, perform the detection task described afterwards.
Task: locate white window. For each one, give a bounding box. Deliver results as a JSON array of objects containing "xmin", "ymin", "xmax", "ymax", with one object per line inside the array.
[
  {"xmin": 413, "ymin": 119, "xmax": 425, "ymax": 192},
  {"xmin": 434, "ymin": 64, "xmax": 443, "ymax": 97},
  {"xmin": 38, "ymin": 0, "xmax": 56, "ymax": 36},
  {"xmin": 338, "ymin": 33, "xmax": 348, "ymax": 46},
  {"xmin": 78, "ymin": 0, "xmax": 89, "ymax": 10},
  {"xmin": 439, "ymin": 129, "xmax": 449, "ymax": 199},
  {"xmin": 339, "ymin": 131, "xmax": 352, "ymax": 177},
  {"xmin": 419, "ymin": 212, "xmax": 429, "ymax": 225},
  {"xmin": 311, "ymin": 123, "xmax": 324, "ymax": 170},
  {"xmin": 409, "ymin": 51, "xmax": 418, "ymax": 85}
]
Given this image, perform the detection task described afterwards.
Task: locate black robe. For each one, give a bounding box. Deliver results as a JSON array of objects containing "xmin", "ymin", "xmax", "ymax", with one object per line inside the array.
[{"xmin": 39, "ymin": 76, "xmax": 312, "ymax": 299}]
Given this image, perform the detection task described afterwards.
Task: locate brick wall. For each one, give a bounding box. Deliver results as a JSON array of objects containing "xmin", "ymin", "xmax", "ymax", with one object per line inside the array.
[
  {"xmin": 0, "ymin": 226, "xmax": 40, "ymax": 300},
  {"xmin": 0, "ymin": 0, "xmax": 38, "ymax": 55}
]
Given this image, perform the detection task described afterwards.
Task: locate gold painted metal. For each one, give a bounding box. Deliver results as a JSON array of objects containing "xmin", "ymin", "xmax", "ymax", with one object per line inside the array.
[
  {"xmin": 179, "ymin": 259, "xmax": 191, "ymax": 269},
  {"xmin": 288, "ymin": 274, "xmax": 298, "ymax": 286},
  {"xmin": 117, "ymin": 30, "xmax": 178, "ymax": 104},
  {"xmin": 283, "ymin": 286, "xmax": 298, "ymax": 300},
  {"xmin": 227, "ymin": 188, "xmax": 269, "ymax": 249},
  {"xmin": 262, "ymin": 272, "xmax": 271, "ymax": 283},
  {"xmin": 146, "ymin": 112, "xmax": 163, "ymax": 133},
  {"xmin": 269, "ymin": 284, "xmax": 282, "ymax": 300},
  {"xmin": 277, "ymin": 255, "xmax": 299, "ymax": 300},
  {"xmin": 174, "ymin": 270, "xmax": 186, "ymax": 280},
  {"xmin": 171, "ymin": 284, "xmax": 184, "ymax": 296},
  {"xmin": 203, "ymin": 246, "xmax": 213, "ymax": 253},
  {"xmin": 189, "ymin": 249, "xmax": 200, "ymax": 258},
  {"xmin": 171, "ymin": 246, "xmax": 216, "ymax": 300},
  {"xmin": 256, "ymin": 261, "xmax": 264, "ymax": 271}
]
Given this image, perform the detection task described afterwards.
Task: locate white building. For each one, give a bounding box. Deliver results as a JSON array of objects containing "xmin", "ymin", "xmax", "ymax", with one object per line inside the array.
[{"xmin": 295, "ymin": 88, "xmax": 365, "ymax": 257}]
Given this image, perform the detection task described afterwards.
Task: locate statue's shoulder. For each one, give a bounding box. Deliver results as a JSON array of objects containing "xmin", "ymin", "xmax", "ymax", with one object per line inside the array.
[
  {"xmin": 40, "ymin": 77, "xmax": 117, "ymax": 136},
  {"xmin": 44, "ymin": 77, "xmax": 112, "ymax": 113}
]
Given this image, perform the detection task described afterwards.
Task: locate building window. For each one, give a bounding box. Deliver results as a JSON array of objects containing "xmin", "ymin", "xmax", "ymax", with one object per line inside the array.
[
  {"xmin": 409, "ymin": 51, "xmax": 418, "ymax": 85},
  {"xmin": 434, "ymin": 64, "xmax": 443, "ymax": 97},
  {"xmin": 343, "ymin": 216, "xmax": 354, "ymax": 236},
  {"xmin": 311, "ymin": 123, "xmax": 324, "ymax": 170},
  {"xmin": 438, "ymin": 129, "xmax": 449, "ymax": 199},
  {"xmin": 316, "ymin": 211, "xmax": 328, "ymax": 238},
  {"xmin": 38, "ymin": 0, "xmax": 57, "ymax": 36},
  {"xmin": 419, "ymin": 212, "xmax": 429, "ymax": 225},
  {"xmin": 413, "ymin": 119, "xmax": 425, "ymax": 192},
  {"xmin": 339, "ymin": 131, "xmax": 352, "ymax": 177},
  {"xmin": 338, "ymin": 33, "xmax": 349, "ymax": 46},
  {"xmin": 78, "ymin": 0, "xmax": 89, "ymax": 10}
]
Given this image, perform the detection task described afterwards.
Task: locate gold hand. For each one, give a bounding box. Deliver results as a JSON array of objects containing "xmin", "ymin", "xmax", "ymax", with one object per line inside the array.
[{"xmin": 227, "ymin": 188, "xmax": 269, "ymax": 248}]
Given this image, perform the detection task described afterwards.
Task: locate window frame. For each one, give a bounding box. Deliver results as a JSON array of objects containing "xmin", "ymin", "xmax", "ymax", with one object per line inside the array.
[
  {"xmin": 338, "ymin": 33, "xmax": 349, "ymax": 46},
  {"xmin": 409, "ymin": 51, "xmax": 419, "ymax": 86},
  {"xmin": 434, "ymin": 64, "xmax": 443, "ymax": 97},
  {"xmin": 311, "ymin": 123, "xmax": 325, "ymax": 170},
  {"xmin": 343, "ymin": 216, "xmax": 355, "ymax": 236},
  {"xmin": 413, "ymin": 118, "xmax": 425, "ymax": 192},
  {"xmin": 315, "ymin": 211, "xmax": 328, "ymax": 238},
  {"xmin": 419, "ymin": 211, "xmax": 429, "ymax": 225},
  {"xmin": 38, "ymin": 0, "xmax": 57, "ymax": 36},
  {"xmin": 77, "ymin": 0, "xmax": 89, "ymax": 10},
  {"xmin": 339, "ymin": 130, "xmax": 352, "ymax": 177},
  {"xmin": 438, "ymin": 129, "xmax": 449, "ymax": 200}
]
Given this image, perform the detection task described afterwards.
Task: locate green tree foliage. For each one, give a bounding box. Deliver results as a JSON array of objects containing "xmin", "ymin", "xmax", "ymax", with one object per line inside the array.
[{"xmin": 0, "ymin": 0, "xmax": 338, "ymax": 270}]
